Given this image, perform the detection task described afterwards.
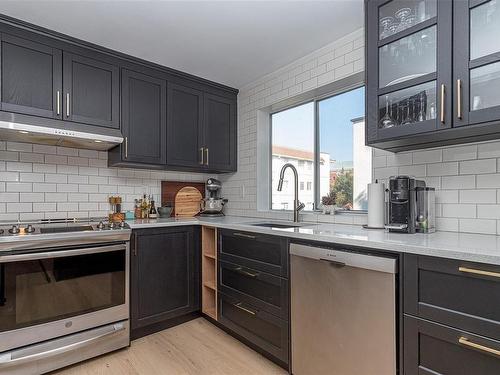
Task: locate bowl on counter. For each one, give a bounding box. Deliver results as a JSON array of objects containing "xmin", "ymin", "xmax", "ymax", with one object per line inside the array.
[{"xmin": 157, "ymin": 206, "xmax": 173, "ymax": 218}]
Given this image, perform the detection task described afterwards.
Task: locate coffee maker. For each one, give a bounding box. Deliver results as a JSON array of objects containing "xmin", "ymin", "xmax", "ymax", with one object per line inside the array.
[
  {"xmin": 199, "ymin": 178, "xmax": 228, "ymax": 217},
  {"xmin": 385, "ymin": 176, "xmax": 434, "ymax": 233}
]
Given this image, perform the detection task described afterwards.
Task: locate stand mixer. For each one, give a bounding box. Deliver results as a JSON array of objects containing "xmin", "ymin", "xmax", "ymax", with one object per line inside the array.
[{"xmin": 199, "ymin": 178, "xmax": 228, "ymax": 217}]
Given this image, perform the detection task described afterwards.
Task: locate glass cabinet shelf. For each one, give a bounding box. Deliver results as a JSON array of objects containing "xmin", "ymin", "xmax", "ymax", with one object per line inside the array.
[
  {"xmin": 471, "ymin": 0, "xmax": 500, "ymax": 60},
  {"xmin": 379, "ymin": 0, "xmax": 437, "ymax": 40},
  {"xmin": 378, "ymin": 81, "xmax": 436, "ymax": 129},
  {"xmin": 379, "ymin": 26, "xmax": 436, "ymax": 88},
  {"xmin": 470, "ymin": 61, "xmax": 500, "ymax": 111}
]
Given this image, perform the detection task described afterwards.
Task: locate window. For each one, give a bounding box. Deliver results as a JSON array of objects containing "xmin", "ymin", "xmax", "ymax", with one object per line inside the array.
[
  {"xmin": 271, "ymin": 101, "xmax": 315, "ymax": 211},
  {"xmin": 271, "ymin": 86, "xmax": 371, "ymax": 211}
]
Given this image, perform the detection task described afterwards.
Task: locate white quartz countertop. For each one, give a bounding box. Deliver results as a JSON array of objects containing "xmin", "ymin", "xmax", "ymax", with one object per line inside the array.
[{"xmin": 128, "ymin": 216, "xmax": 500, "ymax": 265}]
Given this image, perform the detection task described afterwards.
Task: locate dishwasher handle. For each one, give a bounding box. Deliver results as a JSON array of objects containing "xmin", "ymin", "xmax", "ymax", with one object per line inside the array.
[{"xmin": 290, "ymin": 243, "xmax": 396, "ymax": 274}]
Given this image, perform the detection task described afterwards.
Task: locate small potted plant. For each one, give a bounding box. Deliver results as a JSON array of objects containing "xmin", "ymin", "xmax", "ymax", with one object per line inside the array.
[{"xmin": 321, "ymin": 192, "xmax": 337, "ymax": 214}]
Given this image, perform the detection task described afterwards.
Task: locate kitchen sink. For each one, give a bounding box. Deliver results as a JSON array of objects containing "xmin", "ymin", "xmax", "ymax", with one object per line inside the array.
[{"xmin": 248, "ymin": 222, "xmax": 306, "ymax": 229}]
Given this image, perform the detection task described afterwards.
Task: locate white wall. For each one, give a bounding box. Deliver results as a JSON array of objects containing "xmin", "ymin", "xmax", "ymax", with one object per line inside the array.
[
  {"xmin": 0, "ymin": 142, "xmax": 211, "ymax": 222},
  {"xmin": 219, "ymin": 28, "xmax": 366, "ymax": 226},
  {"xmin": 220, "ymin": 27, "xmax": 500, "ymax": 235}
]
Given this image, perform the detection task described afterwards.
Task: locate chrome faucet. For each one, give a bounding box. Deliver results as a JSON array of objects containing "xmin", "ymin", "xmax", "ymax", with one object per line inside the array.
[{"xmin": 277, "ymin": 163, "xmax": 305, "ymax": 222}]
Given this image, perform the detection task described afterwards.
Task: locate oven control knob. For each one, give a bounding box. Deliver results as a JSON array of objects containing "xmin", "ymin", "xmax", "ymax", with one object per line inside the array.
[
  {"xmin": 0, "ymin": 229, "xmax": 4, "ymax": 235},
  {"xmin": 9, "ymin": 225, "xmax": 20, "ymax": 234},
  {"xmin": 119, "ymin": 220, "xmax": 126, "ymax": 229},
  {"xmin": 25, "ymin": 224, "xmax": 35, "ymax": 233},
  {"xmin": 97, "ymin": 221, "xmax": 105, "ymax": 230},
  {"xmin": 109, "ymin": 221, "xmax": 116, "ymax": 229}
]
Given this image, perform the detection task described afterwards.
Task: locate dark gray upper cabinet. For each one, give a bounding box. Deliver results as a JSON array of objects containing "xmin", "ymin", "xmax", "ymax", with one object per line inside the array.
[
  {"xmin": 166, "ymin": 83, "xmax": 204, "ymax": 168},
  {"xmin": 63, "ymin": 52, "xmax": 119, "ymax": 128},
  {"xmin": 204, "ymin": 93, "xmax": 237, "ymax": 172},
  {"xmin": 120, "ymin": 69, "xmax": 167, "ymax": 165},
  {"xmin": 454, "ymin": 0, "xmax": 500, "ymax": 128},
  {"xmin": 130, "ymin": 226, "xmax": 200, "ymax": 339},
  {"xmin": 366, "ymin": 0, "xmax": 453, "ymax": 151},
  {"xmin": 366, "ymin": 0, "xmax": 500, "ymax": 152},
  {"xmin": 0, "ymin": 33, "xmax": 62, "ymax": 119}
]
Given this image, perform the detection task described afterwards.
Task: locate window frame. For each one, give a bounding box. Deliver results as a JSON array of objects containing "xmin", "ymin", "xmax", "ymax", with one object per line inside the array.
[{"xmin": 269, "ymin": 83, "xmax": 369, "ymax": 213}]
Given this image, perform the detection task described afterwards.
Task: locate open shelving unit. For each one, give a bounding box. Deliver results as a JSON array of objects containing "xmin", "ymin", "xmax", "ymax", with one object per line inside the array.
[{"xmin": 201, "ymin": 226, "xmax": 217, "ymax": 320}]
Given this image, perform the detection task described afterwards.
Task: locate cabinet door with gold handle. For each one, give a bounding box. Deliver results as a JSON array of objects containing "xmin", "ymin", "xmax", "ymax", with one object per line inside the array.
[
  {"xmin": 66, "ymin": 93, "xmax": 70, "ymax": 118},
  {"xmin": 199, "ymin": 148, "xmax": 204, "ymax": 165},
  {"xmin": 457, "ymin": 79, "xmax": 462, "ymax": 119},
  {"xmin": 440, "ymin": 84, "xmax": 446, "ymax": 124}
]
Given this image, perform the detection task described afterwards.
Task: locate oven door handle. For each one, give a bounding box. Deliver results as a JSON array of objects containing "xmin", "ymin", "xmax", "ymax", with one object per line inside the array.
[
  {"xmin": 0, "ymin": 243, "xmax": 126, "ymax": 263},
  {"xmin": 0, "ymin": 322, "xmax": 126, "ymax": 367}
]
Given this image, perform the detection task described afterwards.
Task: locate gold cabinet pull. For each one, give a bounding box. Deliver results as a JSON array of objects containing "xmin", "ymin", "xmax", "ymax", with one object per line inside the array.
[
  {"xmin": 459, "ymin": 337, "xmax": 500, "ymax": 357},
  {"xmin": 66, "ymin": 93, "xmax": 70, "ymax": 117},
  {"xmin": 56, "ymin": 91, "xmax": 60, "ymax": 116},
  {"xmin": 199, "ymin": 147, "xmax": 204, "ymax": 165},
  {"xmin": 235, "ymin": 302, "xmax": 256, "ymax": 316},
  {"xmin": 205, "ymin": 148, "xmax": 209, "ymax": 166},
  {"xmin": 235, "ymin": 267, "xmax": 259, "ymax": 278},
  {"xmin": 440, "ymin": 84, "xmax": 445, "ymax": 124},
  {"xmin": 457, "ymin": 79, "xmax": 462, "ymax": 119},
  {"xmin": 459, "ymin": 266, "xmax": 500, "ymax": 279},
  {"xmin": 124, "ymin": 137, "xmax": 128, "ymax": 159}
]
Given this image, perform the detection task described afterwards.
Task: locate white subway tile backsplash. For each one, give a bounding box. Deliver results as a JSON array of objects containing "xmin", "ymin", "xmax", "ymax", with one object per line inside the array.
[
  {"xmin": 477, "ymin": 174, "xmax": 500, "ymax": 188},
  {"xmin": 427, "ymin": 162, "xmax": 458, "ymax": 176},
  {"xmin": 7, "ymin": 142, "xmax": 32, "ymax": 152},
  {"xmin": 45, "ymin": 155, "xmax": 67, "ymax": 165},
  {"xmin": 443, "ymin": 145, "xmax": 478, "ymax": 161},
  {"xmin": 478, "ymin": 141, "xmax": 500, "ymax": 159},
  {"xmin": 6, "ymin": 182, "xmax": 32, "ymax": 192},
  {"xmin": 0, "ymin": 172, "xmax": 19, "ymax": 182},
  {"xmin": 0, "ymin": 151, "xmax": 19, "ymax": 161},
  {"xmin": 460, "ymin": 189, "xmax": 496, "ymax": 204},
  {"xmin": 20, "ymin": 193, "xmax": 44, "ymax": 202},
  {"xmin": 459, "ymin": 159, "xmax": 496, "ymax": 175},
  {"xmin": 7, "ymin": 202, "xmax": 32, "ymax": 213},
  {"xmin": 441, "ymin": 175, "xmax": 476, "ymax": 189},
  {"xmin": 33, "ymin": 144, "xmax": 56, "ymax": 154},
  {"xmin": 7, "ymin": 162, "xmax": 32, "ymax": 172},
  {"xmin": 442, "ymin": 204, "xmax": 476, "ymax": 218},
  {"xmin": 460, "ymin": 218, "xmax": 497, "ymax": 235},
  {"xmin": 412, "ymin": 149, "xmax": 442, "ymax": 164},
  {"xmin": 33, "ymin": 183, "xmax": 57, "ymax": 193}
]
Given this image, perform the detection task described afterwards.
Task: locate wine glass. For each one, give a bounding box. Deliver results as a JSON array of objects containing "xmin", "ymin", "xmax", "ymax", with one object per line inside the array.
[
  {"xmin": 379, "ymin": 95, "xmax": 396, "ymax": 129},
  {"xmin": 402, "ymin": 99, "xmax": 414, "ymax": 125},
  {"xmin": 395, "ymin": 8, "xmax": 412, "ymax": 32},
  {"xmin": 417, "ymin": 92, "xmax": 426, "ymax": 122},
  {"xmin": 380, "ymin": 16, "xmax": 394, "ymax": 39}
]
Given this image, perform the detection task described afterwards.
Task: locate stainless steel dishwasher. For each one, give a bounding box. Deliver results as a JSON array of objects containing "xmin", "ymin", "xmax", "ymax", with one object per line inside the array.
[{"xmin": 290, "ymin": 243, "xmax": 397, "ymax": 375}]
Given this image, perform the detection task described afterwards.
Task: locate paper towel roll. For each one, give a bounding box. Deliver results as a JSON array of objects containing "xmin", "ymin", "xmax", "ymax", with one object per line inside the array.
[{"xmin": 367, "ymin": 181, "xmax": 385, "ymax": 228}]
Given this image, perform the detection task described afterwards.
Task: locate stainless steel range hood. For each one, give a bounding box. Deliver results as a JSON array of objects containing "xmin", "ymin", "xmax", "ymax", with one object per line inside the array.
[{"xmin": 0, "ymin": 120, "xmax": 123, "ymax": 151}]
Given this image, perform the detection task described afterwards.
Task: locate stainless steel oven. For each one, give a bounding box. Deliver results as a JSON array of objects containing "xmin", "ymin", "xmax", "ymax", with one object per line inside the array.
[{"xmin": 0, "ymin": 221, "xmax": 130, "ymax": 374}]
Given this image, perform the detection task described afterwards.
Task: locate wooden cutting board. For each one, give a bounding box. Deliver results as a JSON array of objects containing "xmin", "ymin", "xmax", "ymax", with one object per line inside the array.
[{"xmin": 174, "ymin": 186, "xmax": 203, "ymax": 217}]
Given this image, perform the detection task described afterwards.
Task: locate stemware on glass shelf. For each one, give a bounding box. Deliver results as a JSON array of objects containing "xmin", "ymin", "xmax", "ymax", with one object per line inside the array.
[
  {"xmin": 378, "ymin": 82, "xmax": 436, "ymax": 129},
  {"xmin": 379, "ymin": 95, "xmax": 396, "ymax": 129},
  {"xmin": 379, "ymin": 0, "xmax": 437, "ymax": 40}
]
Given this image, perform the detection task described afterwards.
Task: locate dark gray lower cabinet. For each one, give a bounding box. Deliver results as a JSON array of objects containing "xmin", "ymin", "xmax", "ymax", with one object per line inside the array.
[
  {"xmin": 131, "ymin": 226, "xmax": 200, "ymax": 339},
  {"xmin": 404, "ymin": 315, "xmax": 500, "ymax": 375},
  {"xmin": 218, "ymin": 229, "xmax": 289, "ymax": 368},
  {"xmin": 404, "ymin": 254, "xmax": 500, "ymax": 372},
  {"xmin": 218, "ymin": 292, "xmax": 289, "ymax": 366}
]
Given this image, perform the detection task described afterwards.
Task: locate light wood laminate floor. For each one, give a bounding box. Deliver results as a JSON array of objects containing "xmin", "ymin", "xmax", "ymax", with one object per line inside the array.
[{"xmin": 52, "ymin": 318, "xmax": 287, "ymax": 375}]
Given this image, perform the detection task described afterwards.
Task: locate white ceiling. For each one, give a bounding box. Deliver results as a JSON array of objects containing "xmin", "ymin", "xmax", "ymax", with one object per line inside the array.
[{"xmin": 0, "ymin": 1, "xmax": 364, "ymax": 88}]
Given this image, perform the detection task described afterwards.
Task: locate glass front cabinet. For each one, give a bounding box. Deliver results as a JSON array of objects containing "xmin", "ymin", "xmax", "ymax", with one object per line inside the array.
[{"xmin": 366, "ymin": 0, "xmax": 500, "ymax": 151}]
